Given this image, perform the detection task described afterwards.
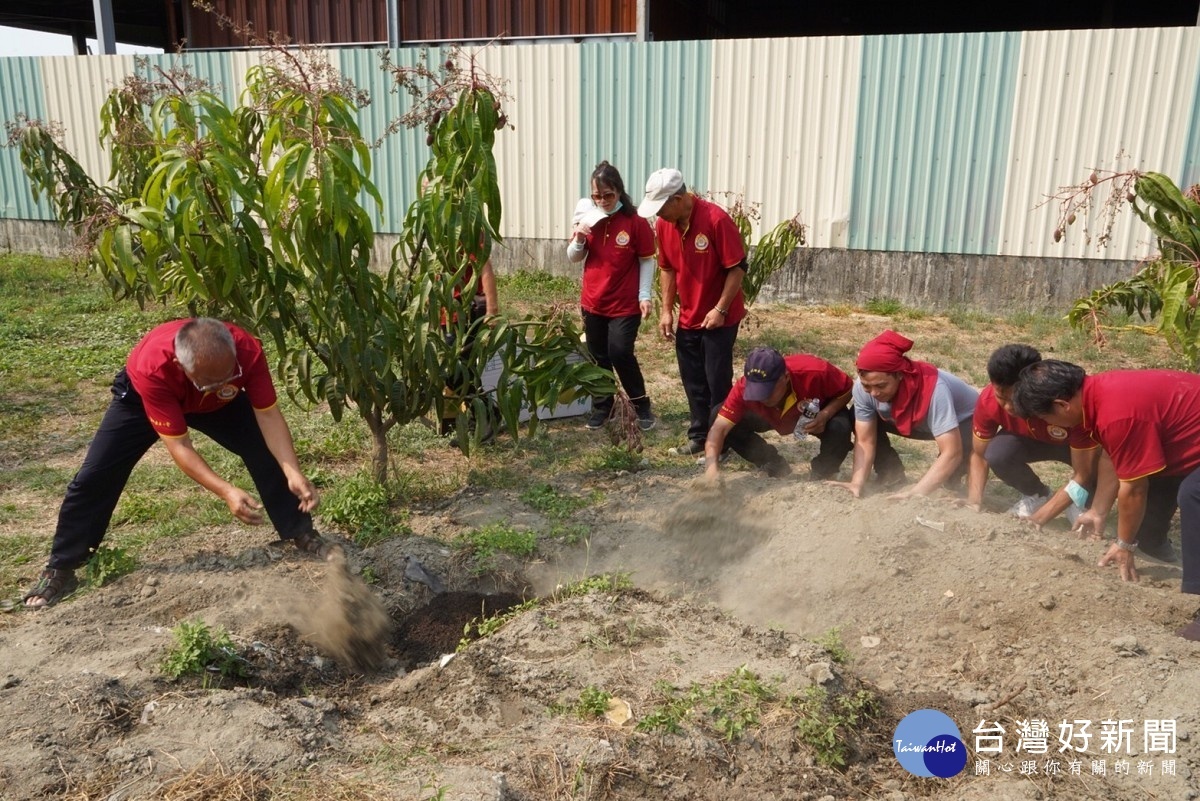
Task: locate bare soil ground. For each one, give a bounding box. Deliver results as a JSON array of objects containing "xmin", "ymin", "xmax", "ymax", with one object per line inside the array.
[{"xmin": 2, "ymin": 305, "xmax": 1198, "ymax": 800}]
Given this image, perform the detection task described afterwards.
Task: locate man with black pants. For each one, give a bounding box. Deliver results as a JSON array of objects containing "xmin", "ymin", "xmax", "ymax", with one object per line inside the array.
[
  {"xmin": 23, "ymin": 318, "xmax": 329, "ymax": 608},
  {"xmin": 703, "ymin": 347, "xmax": 872, "ymax": 481},
  {"xmin": 1012, "ymin": 360, "xmax": 1199, "ymax": 640},
  {"xmin": 638, "ymin": 168, "xmax": 746, "ymax": 455}
]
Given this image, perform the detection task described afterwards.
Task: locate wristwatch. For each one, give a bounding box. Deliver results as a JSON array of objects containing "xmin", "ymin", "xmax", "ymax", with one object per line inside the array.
[{"xmin": 1115, "ymin": 539, "xmax": 1138, "ymax": 552}]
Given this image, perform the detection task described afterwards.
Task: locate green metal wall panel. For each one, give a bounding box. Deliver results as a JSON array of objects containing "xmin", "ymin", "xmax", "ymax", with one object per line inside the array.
[
  {"xmin": 0, "ymin": 58, "xmax": 56, "ymax": 220},
  {"xmin": 340, "ymin": 47, "xmax": 454, "ymax": 233},
  {"xmin": 579, "ymin": 40, "xmax": 710, "ymax": 207},
  {"xmin": 850, "ymin": 32, "xmax": 1020, "ymax": 254}
]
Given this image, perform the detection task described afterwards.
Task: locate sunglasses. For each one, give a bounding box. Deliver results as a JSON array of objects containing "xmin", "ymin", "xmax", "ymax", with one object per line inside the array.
[
  {"xmin": 590, "ymin": 190, "xmax": 618, "ymax": 203},
  {"xmin": 192, "ymin": 362, "xmax": 242, "ymax": 393}
]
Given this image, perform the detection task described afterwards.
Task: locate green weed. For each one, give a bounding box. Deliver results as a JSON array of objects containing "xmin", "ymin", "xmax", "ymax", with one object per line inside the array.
[
  {"xmin": 455, "ymin": 523, "xmax": 537, "ymax": 575},
  {"xmin": 790, "ymin": 686, "xmax": 880, "ymax": 768},
  {"xmin": 499, "ymin": 270, "xmax": 580, "ymax": 306},
  {"xmin": 636, "ymin": 665, "xmax": 775, "ymax": 742},
  {"xmin": 160, "ymin": 619, "xmax": 249, "ymax": 680},
  {"xmin": 319, "ymin": 471, "xmax": 392, "ymax": 545},
  {"xmin": 816, "ymin": 627, "xmax": 851, "ymax": 664},
  {"xmin": 83, "ymin": 546, "xmax": 137, "ymax": 589},
  {"xmin": 520, "ymin": 484, "xmax": 599, "ymax": 520},
  {"xmin": 587, "ymin": 446, "xmax": 645, "ymax": 472},
  {"xmin": 864, "ymin": 297, "xmax": 903, "ymax": 316}
]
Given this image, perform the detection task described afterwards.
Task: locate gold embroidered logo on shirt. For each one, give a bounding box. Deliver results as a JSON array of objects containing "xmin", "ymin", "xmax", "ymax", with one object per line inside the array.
[
  {"xmin": 615, "ymin": 231, "xmax": 630, "ymax": 247},
  {"xmin": 694, "ymin": 234, "xmax": 710, "ymax": 251}
]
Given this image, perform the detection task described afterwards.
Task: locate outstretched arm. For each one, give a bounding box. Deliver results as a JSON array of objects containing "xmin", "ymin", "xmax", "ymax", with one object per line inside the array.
[{"xmin": 255, "ymin": 405, "xmax": 319, "ymax": 513}]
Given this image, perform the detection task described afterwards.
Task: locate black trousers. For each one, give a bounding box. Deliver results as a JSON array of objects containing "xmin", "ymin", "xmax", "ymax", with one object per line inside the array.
[
  {"xmin": 46, "ymin": 370, "xmax": 314, "ymax": 570},
  {"xmin": 676, "ymin": 323, "xmax": 739, "ymax": 443},
  {"xmin": 716, "ymin": 407, "xmax": 905, "ymax": 480},
  {"xmin": 582, "ymin": 310, "xmax": 648, "ymax": 414},
  {"xmin": 877, "ymin": 417, "xmax": 974, "ymax": 485},
  {"xmin": 984, "ymin": 432, "xmax": 1072, "ymax": 497},
  {"xmin": 1135, "ymin": 472, "xmax": 1187, "ymax": 553},
  {"xmin": 1177, "ymin": 467, "xmax": 1200, "ymax": 595}
]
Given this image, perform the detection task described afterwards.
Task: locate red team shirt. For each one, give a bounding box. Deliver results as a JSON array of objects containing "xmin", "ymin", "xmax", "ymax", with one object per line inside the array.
[
  {"xmin": 1078, "ymin": 370, "xmax": 1200, "ymax": 481},
  {"xmin": 654, "ymin": 196, "xmax": 746, "ymax": 329},
  {"xmin": 973, "ymin": 384, "xmax": 1094, "ymax": 449},
  {"xmin": 580, "ymin": 211, "xmax": 656, "ymax": 317},
  {"xmin": 718, "ymin": 354, "xmax": 853, "ymax": 434},
  {"xmin": 126, "ymin": 320, "xmax": 278, "ymax": 438}
]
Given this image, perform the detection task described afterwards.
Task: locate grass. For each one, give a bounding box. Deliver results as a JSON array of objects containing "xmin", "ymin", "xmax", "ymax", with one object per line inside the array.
[{"xmin": 0, "ymin": 252, "xmax": 1187, "ymax": 605}]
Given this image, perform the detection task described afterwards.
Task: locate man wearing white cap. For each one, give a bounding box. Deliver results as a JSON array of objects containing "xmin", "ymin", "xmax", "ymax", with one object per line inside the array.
[{"xmin": 639, "ymin": 168, "xmax": 747, "ymax": 455}]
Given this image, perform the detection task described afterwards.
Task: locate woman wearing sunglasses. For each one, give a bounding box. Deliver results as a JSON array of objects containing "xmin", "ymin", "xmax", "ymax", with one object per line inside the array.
[{"xmin": 567, "ymin": 160, "xmax": 657, "ymax": 432}]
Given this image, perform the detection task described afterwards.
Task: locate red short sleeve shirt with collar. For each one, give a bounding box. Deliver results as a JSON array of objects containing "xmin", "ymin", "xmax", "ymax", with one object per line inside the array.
[
  {"xmin": 654, "ymin": 196, "xmax": 746, "ymax": 329},
  {"xmin": 718, "ymin": 354, "xmax": 852, "ymax": 434},
  {"xmin": 1081, "ymin": 370, "xmax": 1200, "ymax": 480},
  {"xmin": 580, "ymin": 210, "xmax": 655, "ymax": 317},
  {"xmin": 126, "ymin": 320, "xmax": 278, "ymax": 438},
  {"xmin": 973, "ymin": 384, "xmax": 1095, "ymax": 449}
]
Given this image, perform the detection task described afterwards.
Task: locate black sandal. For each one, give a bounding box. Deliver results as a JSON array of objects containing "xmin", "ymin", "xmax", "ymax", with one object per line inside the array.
[
  {"xmin": 23, "ymin": 568, "xmax": 79, "ymax": 608},
  {"xmin": 291, "ymin": 531, "xmax": 334, "ymax": 560}
]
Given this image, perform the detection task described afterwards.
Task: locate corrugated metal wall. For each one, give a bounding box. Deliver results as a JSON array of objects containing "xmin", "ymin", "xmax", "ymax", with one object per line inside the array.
[
  {"xmin": 999, "ymin": 27, "xmax": 1200, "ymax": 259},
  {"xmin": 3, "ymin": 27, "xmax": 1200, "ymax": 262},
  {"xmin": 186, "ymin": 0, "xmax": 390, "ymax": 47},
  {"xmin": 182, "ymin": 0, "xmax": 636, "ymax": 47},
  {"xmin": 399, "ymin": 0, "xmax": 636, "ymax": 42},
  {"xmin": 709, "ymin": 36, "xmax": 862, "ymax": 249},
  {"xmin": 0, "ymin": 57, "xmax": 51, "ymax": 220}
]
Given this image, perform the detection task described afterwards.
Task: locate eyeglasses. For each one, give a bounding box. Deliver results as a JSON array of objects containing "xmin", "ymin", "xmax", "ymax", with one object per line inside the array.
[
  {"xmin": 192, "ymin": 362, "xmax": 242, "ymax": 393},
  {"xmin": 590, "ymin": 190, "xmax": 617, "ymax": 203}
]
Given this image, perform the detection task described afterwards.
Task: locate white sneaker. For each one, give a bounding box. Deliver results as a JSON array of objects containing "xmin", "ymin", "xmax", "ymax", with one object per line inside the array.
[
  {"xmin": 1008, "ymin": 493, "xmax": 1050, "ymax": 519},
  {"xmin": 1065, "ymin": 503, "xmax": 1085, "ymax": 528}
]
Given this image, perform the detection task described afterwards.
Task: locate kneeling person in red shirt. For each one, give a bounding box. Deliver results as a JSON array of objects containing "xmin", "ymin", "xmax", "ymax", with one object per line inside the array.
[
  {"xmin": 1012, "ymin": 360, "xmax": 1199, "ymax": 640},
  {"xmin": 704, "ymin": 347, "xmax": 889, "ymax": 481}
]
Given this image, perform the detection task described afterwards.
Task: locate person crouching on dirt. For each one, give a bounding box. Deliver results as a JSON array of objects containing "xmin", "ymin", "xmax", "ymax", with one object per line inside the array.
[
  {"xmin": 829, "ymin": 330, "xmax": 978, "ymax": 500},
  {"xmin": 1011, "ymin": 360, "xmax": 1197, "ymax": 638},
  {"xmin": 961, "ymin": 344, "xmax": 1101, "ymax": 527},
  {"xmin": 23, "ymin": 318, "xmax": 329, "ymax": 609},
  {"xmin": 704, "ymin": 346, "xmax": 865, "ymax": 481}
]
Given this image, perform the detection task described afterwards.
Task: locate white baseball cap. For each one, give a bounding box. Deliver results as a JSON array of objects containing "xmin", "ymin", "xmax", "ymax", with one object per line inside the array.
[{"xmin": 638, "ymin": 168, "xmax": 685, "ymax": 218}]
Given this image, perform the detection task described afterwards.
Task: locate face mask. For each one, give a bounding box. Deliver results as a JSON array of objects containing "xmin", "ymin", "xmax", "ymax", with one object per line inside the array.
[{"xmin": 606, "ymin": 202, "xmax": 623, "ymax": 215}]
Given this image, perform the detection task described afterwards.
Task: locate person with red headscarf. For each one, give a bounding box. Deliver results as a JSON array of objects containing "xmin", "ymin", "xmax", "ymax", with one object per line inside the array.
[{"xmin": 829, "ymin": 330, "xmax": 979, "ymax": 499}]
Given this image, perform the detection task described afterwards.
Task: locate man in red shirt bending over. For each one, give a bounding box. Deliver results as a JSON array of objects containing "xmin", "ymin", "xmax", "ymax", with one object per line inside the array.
[
  {"xmin": 24, "ymin": 318, "xmax": 329, "ymax": 608},
  {"xmin": 639, "ymin": 168, "xmax": 746, "ymax": 456},
  {"xmin": 703, "ymin": 346, "xmax": 901, "ymax": 482},
  {"xmin": 1012, "ymin": 359, "xmax": 1200, "ymax": 641},
  {"xmin": 965, "ymin": 344, "xmax": 1101, "ymax": 529}
]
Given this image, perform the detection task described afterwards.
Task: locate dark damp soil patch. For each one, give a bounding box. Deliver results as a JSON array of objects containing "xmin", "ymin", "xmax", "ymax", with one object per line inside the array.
[{"xmin": 392, "ymin": 590, "xmax": 526, "ymax": 668}]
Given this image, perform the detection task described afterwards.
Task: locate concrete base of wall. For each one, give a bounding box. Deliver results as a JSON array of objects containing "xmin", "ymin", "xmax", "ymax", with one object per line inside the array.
[{"xmin": 8, "ymin": 220, "xmax": 1136, "ymax": 315}]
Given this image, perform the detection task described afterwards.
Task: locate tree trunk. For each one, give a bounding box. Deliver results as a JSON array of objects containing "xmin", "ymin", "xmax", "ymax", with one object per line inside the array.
[{"xmin": 367, "ymin": 409, "xmax": 389, "ymax": 484}]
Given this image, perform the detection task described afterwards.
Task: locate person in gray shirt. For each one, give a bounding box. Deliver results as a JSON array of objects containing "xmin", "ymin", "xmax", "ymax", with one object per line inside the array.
[{"xmin": 830, "ymin": 330, "xmax": 978, "ymax": 499}]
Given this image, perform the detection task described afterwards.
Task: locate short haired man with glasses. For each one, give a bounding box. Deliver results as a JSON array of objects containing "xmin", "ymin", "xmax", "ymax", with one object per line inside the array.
[
  {"xmin": 23, "ymin": 318, "xmax": 330, "ymax": 608},
  {"xmin": 639, "ymin": 167, "xmax": 748, "ymax": 456}
]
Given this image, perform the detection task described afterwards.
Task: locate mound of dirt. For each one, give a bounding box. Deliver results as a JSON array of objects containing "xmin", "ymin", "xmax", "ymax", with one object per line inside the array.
[{"xmin": 1, "ymin": 446, "xmax": 1198, "ymax": 800}]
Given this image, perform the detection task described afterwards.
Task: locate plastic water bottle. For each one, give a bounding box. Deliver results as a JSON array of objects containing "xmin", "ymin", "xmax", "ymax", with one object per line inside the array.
[{"xmin": 793, "ymin": 398, "xmax": 820, "ymax": 440}]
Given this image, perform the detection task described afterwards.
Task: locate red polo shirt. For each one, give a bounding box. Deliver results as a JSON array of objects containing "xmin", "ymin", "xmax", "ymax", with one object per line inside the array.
[
  {"xmin": 718, "ymin": 354, "xmax": 852, "ymax": 434},
  {"xmin": 1080, "ymin": 370, "xmax": 1200, "ymax": 480},
  {"xmin": 126, "ymin": 320, "xmax": 277, "ymax": 438},
  {"xmin": 973, "ymin": 384, "xmax": 1095, "ymax": 449},
  {"xmin": 654, "ymin": 196, "xmax": 746, "ymax": 329},
  {"xmin": 581, "ymin": 210, "xmax": 655, "ymax": 317}
]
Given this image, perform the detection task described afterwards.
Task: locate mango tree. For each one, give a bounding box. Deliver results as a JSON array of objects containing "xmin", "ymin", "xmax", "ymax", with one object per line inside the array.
[
  {"xmin": 1051, "ymin": 169, "xmax": 1200, "ymax": 368},
  {"xmin": 10, "ymin": 49, "xmax": 610, "ymax": 482}
]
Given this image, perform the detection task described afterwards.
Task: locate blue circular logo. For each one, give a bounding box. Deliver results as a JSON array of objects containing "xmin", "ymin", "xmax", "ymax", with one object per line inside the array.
[{"xmin": 893, "ymin": 709, "xmax": 967, "ymax": 778}]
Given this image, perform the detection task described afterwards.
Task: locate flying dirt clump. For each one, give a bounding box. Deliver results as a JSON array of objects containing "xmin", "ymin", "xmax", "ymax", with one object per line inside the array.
[{"xmin": 302, "ymin": 549, "xmax": 392, "ymax": 671}]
